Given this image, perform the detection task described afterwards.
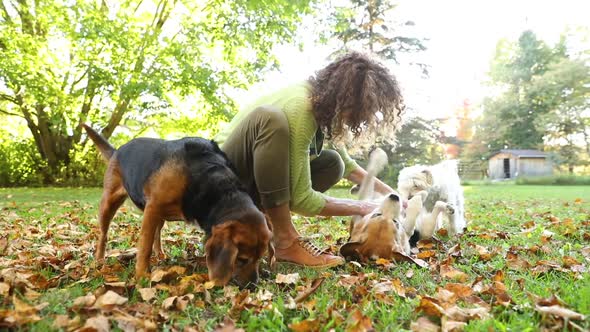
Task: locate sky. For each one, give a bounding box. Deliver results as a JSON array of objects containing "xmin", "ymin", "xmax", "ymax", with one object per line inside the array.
[{"xmin": 234, "ymin": 0, "xmax": 590, "ymax": 133}]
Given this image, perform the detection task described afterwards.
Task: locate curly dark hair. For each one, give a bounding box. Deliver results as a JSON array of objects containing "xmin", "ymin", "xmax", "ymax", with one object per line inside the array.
[{"xmin": 308, "ymin": 52, "xmax": 404, "ymax": 141}]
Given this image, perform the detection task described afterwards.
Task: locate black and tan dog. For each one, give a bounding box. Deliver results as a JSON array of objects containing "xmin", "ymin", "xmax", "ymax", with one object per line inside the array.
[{"xmin": 83, "ymin": 125, "xmax": 273, "ymax": 287}]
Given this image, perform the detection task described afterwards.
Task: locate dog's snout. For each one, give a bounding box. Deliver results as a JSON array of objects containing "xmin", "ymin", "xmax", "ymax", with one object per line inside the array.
[{"xmin": 388, "ymin": 193, "xmax": 399, "ymax": 201}]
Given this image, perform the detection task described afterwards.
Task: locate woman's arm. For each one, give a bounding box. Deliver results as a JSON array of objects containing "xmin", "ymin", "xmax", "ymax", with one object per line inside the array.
[
  {"xmin": 319, "ymin": 196, "xmax": 379, "ymax": 216},
  {"xmin": 346, "ymin": 167, "xmax": 394, "ymax": 195}
]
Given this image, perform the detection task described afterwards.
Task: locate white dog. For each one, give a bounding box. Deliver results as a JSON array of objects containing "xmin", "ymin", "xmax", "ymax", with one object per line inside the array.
[{"xmin": 397, "ymin": 160, "xmax": 466, "ymax": 243}]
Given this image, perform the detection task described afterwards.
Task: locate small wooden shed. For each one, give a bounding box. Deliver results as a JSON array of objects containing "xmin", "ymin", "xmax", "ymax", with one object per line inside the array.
[{"xmin": 488, "ymin": 149, "xmax": 552, "ymax": 179}]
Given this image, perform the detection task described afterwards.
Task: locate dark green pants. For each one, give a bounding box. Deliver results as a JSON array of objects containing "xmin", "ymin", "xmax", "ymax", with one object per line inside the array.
[{"xmin": 221, "ymin": 106, "xmax": 344, "ymax": 209}]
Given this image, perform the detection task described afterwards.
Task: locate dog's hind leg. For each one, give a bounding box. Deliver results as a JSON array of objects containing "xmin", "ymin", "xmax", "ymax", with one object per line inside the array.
[
  {"xmin": 152, "ymin": 220, "xmax": 167, "ymax": 260},
  {"xmin": 96, "ymin": 161, "xmax": 127, "ymax": 262},
  {"xmin": 419, "ymin": 201, "xmax": 448, "ymax": 240},
  {"xmin": 450, "ymin": 193, "xmax": 466, "ymax": 235},
  {"xmin": 403, "ymin": 192, "xmax": 426, "ymax": 237}
]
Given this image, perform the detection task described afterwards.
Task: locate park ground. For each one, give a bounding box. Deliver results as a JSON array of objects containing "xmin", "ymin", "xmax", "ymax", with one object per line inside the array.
[{"xmin": 0, "ymin": 185, "xmax": 589, "ymax": 331}]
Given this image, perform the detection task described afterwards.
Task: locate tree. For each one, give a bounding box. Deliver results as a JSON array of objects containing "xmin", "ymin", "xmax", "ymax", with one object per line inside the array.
[
  {"xmin": 480, "ymin": 30, "xmax": 564, "ymax": 151},
  {"xmin": 474, "ymin": 30, "xmax": 590, "ymax": 172},
  {"xmin": 0, "ymin": 0, "xmax": 313, "ymax": 182},
  {"xmin": 378, "ymin": 116, "xmax": 445, "ymax": 184},
  {"xmin": 329, "ymin": 0, "xmax": 428, "ymax": 75},
  {"xmin": 531, "ymin": 56, "xmax": 590, "ymax": 172}
]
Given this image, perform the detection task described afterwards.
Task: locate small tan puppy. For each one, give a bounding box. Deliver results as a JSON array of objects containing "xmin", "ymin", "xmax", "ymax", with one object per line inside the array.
[{"xmin": 341, "ymin": 149, "xmax": 424, "ymax": 260}]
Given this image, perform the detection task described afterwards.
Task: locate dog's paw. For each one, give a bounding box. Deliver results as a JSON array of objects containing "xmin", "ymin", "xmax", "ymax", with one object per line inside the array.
[{"xmin": 445, "ymin": 204, "xmax": 455, "ymax": 215}]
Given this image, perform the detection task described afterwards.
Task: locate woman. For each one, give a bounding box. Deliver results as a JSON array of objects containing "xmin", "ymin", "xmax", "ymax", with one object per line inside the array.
[{"xmin": 215, "ymin": 52, "xmax": 404, "ymax": 268}]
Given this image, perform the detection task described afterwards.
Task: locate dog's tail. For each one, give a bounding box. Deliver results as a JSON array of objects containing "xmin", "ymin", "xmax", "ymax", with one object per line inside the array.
[
  {"xmin": 83, "ymin": 124, "xmax": 116, "ymax": 161},
  {"xmin": 357, "ymin": 148, "xmax": 388, "ymax": 201}
]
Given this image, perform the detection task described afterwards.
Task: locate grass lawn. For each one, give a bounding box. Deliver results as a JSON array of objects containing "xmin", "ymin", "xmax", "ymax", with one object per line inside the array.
[{"xmin": 0, "ymin": 185, "xmax": 589, "ymax": 331}]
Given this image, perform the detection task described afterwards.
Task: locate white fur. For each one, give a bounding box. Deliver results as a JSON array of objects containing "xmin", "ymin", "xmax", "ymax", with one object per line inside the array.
[{"xmin": 397, "ymin": 160, "xmax": 466, "ymax": 238}]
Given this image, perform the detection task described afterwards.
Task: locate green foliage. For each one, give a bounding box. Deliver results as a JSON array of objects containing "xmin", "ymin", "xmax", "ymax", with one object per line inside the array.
[
  {"xmin": 0, "ymin": 136, "xmax": 45, "ymax": 186},
  {"xmin": 0, "ymin": 0, "xmax": 314, "ymax": 183}
]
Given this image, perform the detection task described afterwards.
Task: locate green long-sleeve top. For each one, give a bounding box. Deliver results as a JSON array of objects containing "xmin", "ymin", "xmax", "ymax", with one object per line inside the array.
[{"xmin": 215, "ymin": 81, "xmax": 359, "ymax": 216}]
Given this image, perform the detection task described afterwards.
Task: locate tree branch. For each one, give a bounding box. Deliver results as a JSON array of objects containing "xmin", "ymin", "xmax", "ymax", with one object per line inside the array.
[
  {"xmin": 0, "ymin": 109, "xmax": 23, "ymax": 117},
  {"xmin": 0, "ymin": 92, "xmax": 18, "ymax": 104}
]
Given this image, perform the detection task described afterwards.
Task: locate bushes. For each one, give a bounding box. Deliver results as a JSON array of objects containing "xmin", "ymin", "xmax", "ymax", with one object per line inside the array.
[
  {"xmin": 0, "ymin": 139, "xmax": 104, "ymax": 187},
  {"xmin": 0, "ymin": 139, "xmax": 46, "ymax": 186},
  {"xmin": 515, "ymin": 175, "xmax": 590, "ymax": 185}
]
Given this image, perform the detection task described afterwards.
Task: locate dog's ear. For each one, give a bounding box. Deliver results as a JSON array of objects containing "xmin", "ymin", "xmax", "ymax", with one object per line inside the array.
[
  {"xmin": 421, "ymin": 169, "xmax": 434, "ymax": 186},
  {"xmin": 264, "ymin": 215, "xmax": 276, "ymax": 269},
  {"xmin": 206, "ymin": 222, "xmax": 238, "ymax": 286},
  {"xmin": 340, "ymin": 242, "xmax": 362, "ymax": 261}
]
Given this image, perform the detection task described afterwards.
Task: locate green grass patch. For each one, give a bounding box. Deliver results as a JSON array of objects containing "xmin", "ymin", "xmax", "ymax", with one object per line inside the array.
[{"xmin": 515, "ymin": 174, "xmax": 590, "ymax": 185}]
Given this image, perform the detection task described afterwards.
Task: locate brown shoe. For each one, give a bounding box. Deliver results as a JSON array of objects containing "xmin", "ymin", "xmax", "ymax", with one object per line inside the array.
[{"xmin": 275, "ymin": 237, "xmax": 344, "ymax": 269}]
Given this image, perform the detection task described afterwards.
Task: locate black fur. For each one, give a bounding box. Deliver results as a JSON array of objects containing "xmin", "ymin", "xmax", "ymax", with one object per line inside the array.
[
  {"xmin": 409, "ymin": 230, "xmax": 421, "ymax": 248},
  {"xmin": 115, "ymin": 137, "xmax": 260, "ymax": 234}
]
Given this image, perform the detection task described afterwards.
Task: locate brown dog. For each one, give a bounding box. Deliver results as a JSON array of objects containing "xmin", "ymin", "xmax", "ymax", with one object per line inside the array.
[
  {"xmin": 84, "ymin": 125, "xmax": 273, "ymax": 287},
  {"xmin": 340, "ymin": 149, "xmax": 424, "ymax": 261}
]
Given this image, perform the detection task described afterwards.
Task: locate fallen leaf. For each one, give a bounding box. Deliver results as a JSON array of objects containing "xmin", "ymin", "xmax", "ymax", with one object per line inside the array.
[
  {"xmin": 506, "ymin": 251, "xmax": 531, "ymax": 270},
  {"xmin": 535, "ymin": 305, "xmax": 585, "ymax": 320},
  {"xmin": 295, "ymin": 277, "xmax": 325, "ymax": 303},
  {"xmin": 410, "ymin": 316, "xmax": 440, "ymax": 332},
  {"xmin": 138, "ymin": 288, "xmax": 157, "ymax": 302},
  {"xmin": 13, "ymin": 296, "xmax": 38, "ymax": 315},
  {"xmin": 337, "ymin": 275, "xmax": 360, "ymax": 290},
  {"xmin": 93, "ymin": 290, "xmax": 128, "ymax": 310},
  {"xmin": 345, "ymin": 308, "xmax": 373, "ymax": 332},
  {"xmin": 72, "ymin": 293, "xmax": 96, "ymax": 310},
  {"xmin": 275, "ymin": 273, "xmax": 299, "ymax": 285},
  {"xmin": 417, "ymin": 296, "xmax": 445, "ymax": 317},
  {"xmin": 492, "ymin": 270, "xmax": 504, "ymax": 282},
  {"xmin": 562, "ymin": 256, "xmax": 580, "ymax": 268},
  {"xmin": 473, "ymin": 244, "xmax": 492, "ymax": 261},
  {"xmin": 436, "ymin": 289, "xmax": 457, "ymax": 304},
  {"xmin": 417, "ymin": 250, "xmax": 436, "ymax": 259},
  {"xmin": 214, "ymin": 317, "xmax": 245, "ymax": 332},
  {"xmin": 391, "ymin": 252, "xmax": 429, "ymax": 268},
  {"xmin": 373, "ymin": 278, "xmax": 406, "ymax": 298},
  {"xmin": 0, "ymin": 282, "xmax": 9, "ymax": 296},
  {"xmin": 80, "ymin": 315, "xmax": 110, "ymax": 332},
  {"xmin": 440, "ymin": 265, "xmax": 469, "ymax": 282},
  {"xmin": 150, "ymin": 265, "xmax": 186, "ymax": 283},
  {"xmin": 441, "ymin": 317, "xmax": 467, "ymax": 331},
  {"xmin": 444, "ymin": 283, "xmax": 473, "ymax": 298},
  {"xmin": 289, "ymin": 318, "xmax": 321, "ymax": 332},
  {"xmin": 256, "ymin": 289, "xmax": 273, "ymax": 302}
]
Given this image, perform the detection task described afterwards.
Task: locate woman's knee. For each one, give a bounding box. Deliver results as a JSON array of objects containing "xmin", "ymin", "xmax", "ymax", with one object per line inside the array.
[
  {"xmin": 310, "ymin": 149, "xmax": 345, "ymax": 192},
  {"xmin": 319, "ymin": 150, "xmax": 345, "ymax": 178}
]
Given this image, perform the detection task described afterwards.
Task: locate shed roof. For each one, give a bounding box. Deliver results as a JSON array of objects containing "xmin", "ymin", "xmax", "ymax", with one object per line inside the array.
[{"xmin": 490, "ymin": 149, "xmax": 548, "ymax": 159}]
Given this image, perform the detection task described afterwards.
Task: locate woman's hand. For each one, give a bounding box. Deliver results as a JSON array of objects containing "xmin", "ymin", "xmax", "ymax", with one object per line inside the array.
[{"xmin": 346, "ymin": 167, "xmax": 395, "ymax": 196}]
